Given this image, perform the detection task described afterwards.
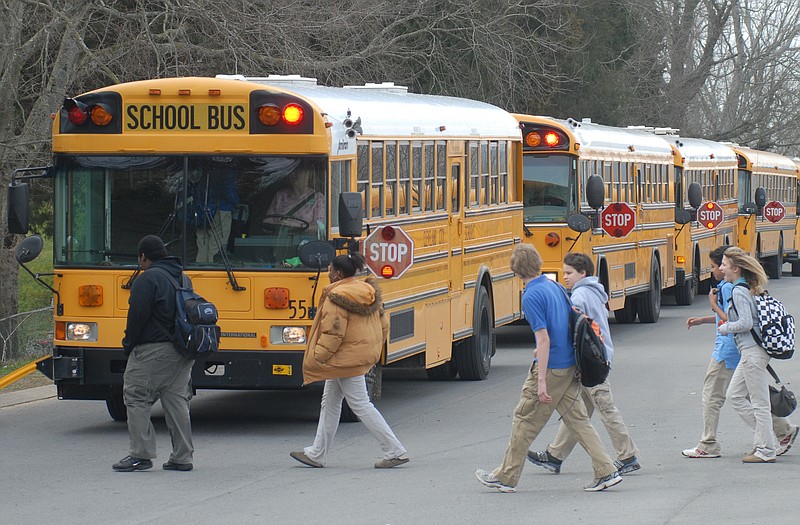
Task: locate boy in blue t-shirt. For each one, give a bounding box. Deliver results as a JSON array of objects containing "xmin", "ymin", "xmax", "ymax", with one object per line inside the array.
[
  {"xmin": 475, "ymin": 244, "xmax": 621, "ymax": 493},
  {"xmin": 683, "ymin": 245, "xmax": 798, "ymax": 458}
]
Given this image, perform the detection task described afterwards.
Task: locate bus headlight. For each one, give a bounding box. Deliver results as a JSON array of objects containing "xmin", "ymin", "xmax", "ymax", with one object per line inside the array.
[
  {"xmin": 270, "ymin": 326, "xmax": 307, "ymax": 344},
  {"xmin": 66, "ymin": 322, "xmax": 98, "ymax": 341}
]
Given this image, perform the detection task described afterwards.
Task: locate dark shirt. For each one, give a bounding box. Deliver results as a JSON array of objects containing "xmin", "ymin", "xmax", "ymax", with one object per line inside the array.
[{"xmin": 122, "ymin": 257, "xmax": 184, "ymax": 354}]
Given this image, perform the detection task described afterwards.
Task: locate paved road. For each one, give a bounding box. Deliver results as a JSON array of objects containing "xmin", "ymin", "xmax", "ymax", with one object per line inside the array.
[{"xmin": 4, "ymin": 275, "xmax": 800, "ymax": 524}]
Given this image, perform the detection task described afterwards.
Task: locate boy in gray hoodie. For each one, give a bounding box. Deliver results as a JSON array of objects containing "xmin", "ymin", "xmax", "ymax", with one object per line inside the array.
[{"xmin": 527, "ymin": 252, "xmax": 641, "ymax": 475}]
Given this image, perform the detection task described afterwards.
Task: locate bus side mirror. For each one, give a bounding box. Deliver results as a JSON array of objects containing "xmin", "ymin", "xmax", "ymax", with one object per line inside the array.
[
  {"xmin": 675, "ymin": 209, "xmax": 692, "ymax": 225},
  {"xmin": 15, "ymin": 234, "xmax": 43, "ymax": 264},
  {"xmin": 338, "ymin": 192, "xmax": 363, "ymax": 237},
  {"xmin": 7, "ymin": 182, "xmax": 30, "ymax": 234},
  {"xmin": 585, "ymin": 175, "xmax": 605, "ymax": 210},
  {"xmin": 567, "ymin": 213, "xmax": 592, "ymax": 233},
  {"xmin": 754, "ymin": 187, "xmax": 767, "ymax": 209},
  {"xmin": 298, "ymin": 240, "xmax": 336, "ymax": 269},
  {"xmin": 687, "ymin": 182, "xmax": 703, "ymax": 209}
]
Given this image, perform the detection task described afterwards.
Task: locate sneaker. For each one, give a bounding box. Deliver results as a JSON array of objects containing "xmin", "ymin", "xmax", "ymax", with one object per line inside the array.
[
  {"xmin": 162, "ymin": 460, "xmax": 193, "ymax": 471},
  {"xmin": 112, "ymin": 455, "xmax": 153, "ymax": 472},
  {"xmin": 681, "ymin": 447, "xmax": 721, "ymax": 458},
  {"xmin": 584, "ymin": 471, "xmax": 622, "ymax": 492},
  {"xmin": 289, "ymin": 451, "xmax": 324, "ymax": 468},
  {"xmin": 374, "ymin": 456, "xmax": 410, "ymax": 469},
  {"xmin": 777, "ymin": 426, "xmax": 799, "ymax": 456},
  {"xmin": 614, "ymin": 456, "xmax": 641, "ymax": 475},
  {"xmin": 475, "ymin": 469, "xmax": 516, "ymax": 493},
  {"xmin": 526, "ymin": 450, "xmax": 562, "ymax": 474},
  {"xmin": 742, "ymin": 454, "xmax": 775, "ymax": 463}
]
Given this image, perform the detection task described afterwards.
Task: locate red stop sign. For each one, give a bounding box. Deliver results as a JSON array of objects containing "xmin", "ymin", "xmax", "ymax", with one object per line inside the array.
[
  {"xmin": 362, "ymin": 225, "xmax": 415, "ymax": 279},
  {"xmin": 697, "ymin": 201, "xmax": 724, "ymax": 229},
  {"xmin": 764, "ymin": 201, "xmax": 786, "ymax": 223},
  {"xmin": 601, "ymin": 202, "xmax": 636, "ymax": 237}
]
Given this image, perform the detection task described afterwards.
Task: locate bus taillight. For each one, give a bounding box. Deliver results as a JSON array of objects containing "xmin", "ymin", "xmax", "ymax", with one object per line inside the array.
[
  {"xmin": 282, "ymin": 103, "xmax": 304, "ymax": 125},
  {"xmin": 544, "ymin": 131, "xmax": 560, "ymax": 147},
  {"xmin": 90, "ymin": 105, "xmax": 113, "ymax": 126},
  {"xmin": 258, "ymin": 104, "xmax": 281, "ymax": 126},
  {"xmin": 64, "ymin": 98, "xmax": 88, "ymax": 125}
]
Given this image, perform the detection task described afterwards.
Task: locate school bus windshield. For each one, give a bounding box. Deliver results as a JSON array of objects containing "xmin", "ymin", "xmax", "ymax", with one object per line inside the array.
[
  {"xmin": 53, "ymin": 155, "xmax": 327, "ymax": 269},
  {"xmin": 522, "ymin": 154, "xmax": 573, "ymax": 222}
]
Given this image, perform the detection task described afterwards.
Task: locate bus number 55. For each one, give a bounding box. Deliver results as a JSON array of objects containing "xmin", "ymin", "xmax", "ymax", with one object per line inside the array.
[{"xmin": 289, "ymin": 299, "xmax": 308, "ymax": 319}]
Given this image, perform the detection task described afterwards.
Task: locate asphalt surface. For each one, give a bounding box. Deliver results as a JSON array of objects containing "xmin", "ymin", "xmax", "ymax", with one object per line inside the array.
[{"xmin": 4, "ymin": 273, "xmax": 800, "ymax": 524}]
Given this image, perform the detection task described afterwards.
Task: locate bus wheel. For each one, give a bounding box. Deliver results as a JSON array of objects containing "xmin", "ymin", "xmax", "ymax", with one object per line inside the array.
[
  {"xmin": 614, "ymin": 297, "xmax": 637, "ymax": 324},
  {"xmin": 792, "ymin": 261, "xmax": 800, "ymax": 277},
  {"xmin": 106, "ymin": 388, "xmax": 127, "ymax": 422},
  {"xmin": 638, "ymin": 257, "xmax": 662, "ymax": 323},
  {"xmin": 340, "ymin": 363, "xmax": 383, "ymax": 423},
  {"xmin": 426, "ymin": 360, "xmax": 458, "ymax": 381},
  {"xmin": 454, "ymin": 286, "xmax": 494, "ymax": 380},
  {"xmin": 675, "ymin": 265, "xmax": 698, "ymax": 306}
]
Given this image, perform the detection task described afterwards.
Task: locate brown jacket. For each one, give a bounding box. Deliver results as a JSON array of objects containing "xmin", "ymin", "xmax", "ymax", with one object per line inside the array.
[{"xmin": 302, "ymin": 276, "xmax": 389, "ymax": 384}]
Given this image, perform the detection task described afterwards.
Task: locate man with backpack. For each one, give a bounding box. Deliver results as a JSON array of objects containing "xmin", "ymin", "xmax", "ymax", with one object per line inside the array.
[
  {"xmin": 114, "ymin": 235, "xmax": 195, "ymax": 472},
  {"xmin": 475, "ymin": 244, "xmax": 621, "ymax": 493},
  {"xmin": 527, "ymin": 252, "xmax": 641, "ymax": 476}
]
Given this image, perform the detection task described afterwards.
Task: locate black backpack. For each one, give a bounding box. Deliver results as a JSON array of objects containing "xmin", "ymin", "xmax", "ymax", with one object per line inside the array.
[
  {"xmin": 152, "ymin": 267, "xmax": 221, "ymax": 359},
  {"xmin": 556, "ymin": 283, "xmax": 611, "ymax": 387}
]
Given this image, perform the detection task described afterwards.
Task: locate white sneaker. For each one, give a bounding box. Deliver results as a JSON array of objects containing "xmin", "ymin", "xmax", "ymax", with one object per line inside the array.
[
  {"xmin": 681, "ymin": 447, "xmax": 721, "ymax": 458},
  {"xmin": 584, "ymin": 471, "xmax": 622, "ymax": 492},
  {"xmin": 475, "ymin": 469, "xmax": 516, "ymax": 493},
  {"xmin": 777, "ymin": 426, "xmax": 799, "ymax": 456}
]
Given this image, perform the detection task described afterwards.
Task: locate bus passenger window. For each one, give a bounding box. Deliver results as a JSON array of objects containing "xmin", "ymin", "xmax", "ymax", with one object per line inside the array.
[
  {"xmin": 399, "ymin": 142, "xmax": 410, "ymax": 214},
  {"xmin": 436, "ymin": 142, "xmax": 447, "ymax": 211},
  {"xmin": 425, "ymin": 142, "xmax": 434, "ymax": 211},
  {"xmin": 371, "ymin": 142, "xmax": 384, "ymax": 218},
  {"xmin": 468, "ymin": 142, "xmax": 479, "ymax": 207},
  {"xmin": 357, "ymin": 142, "xmax": 370, "ymax": 217},
  {"xmin": 499, "ymin": 141, "xmax": 508, "ymax": 203},
  {"xmin": 412, "ymin": 141, "xmax": 422, "ymax": 211},
  {"xmin": 385, "ymin": 142, "xmax": 397, "ymax": 216},
  {"xmin": 490, "ymin": 142, "xmax": 499, "ymax": 205}
]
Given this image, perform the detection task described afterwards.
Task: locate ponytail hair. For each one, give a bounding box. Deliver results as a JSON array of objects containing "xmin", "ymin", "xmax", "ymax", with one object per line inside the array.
[{"xmin": 331, "ymin": 251, "xmax": 365, "ymax": 278}]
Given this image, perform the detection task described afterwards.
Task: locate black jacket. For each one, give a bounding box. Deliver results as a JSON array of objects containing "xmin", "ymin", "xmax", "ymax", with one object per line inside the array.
[{"xmin": 122, "ymin": 257, "xmax": 184, "ymax": 354}]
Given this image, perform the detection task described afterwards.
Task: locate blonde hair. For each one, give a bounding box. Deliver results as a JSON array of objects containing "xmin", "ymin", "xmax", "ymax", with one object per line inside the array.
[
  {"xmin": 722, "ymin": 247, "xmax": 768, "ymax": 295},
  {"xmin": 510, "ymin": 244, "xmax": 542, "ymax": 279}
]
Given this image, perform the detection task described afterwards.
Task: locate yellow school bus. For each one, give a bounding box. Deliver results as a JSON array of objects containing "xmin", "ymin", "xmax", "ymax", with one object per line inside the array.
[
  {"xmin": 659, "ymin": 132, "xmax": 739, "ymax": 302},
  {"xmin": 514, "ymin": 116, "xmax": 677, "ymax": 323},
  {"xmin": 9, "ymin": 75, "xmax": 523, "ymax": 420},
  {"xmin": 732, "ymin": 145, "xmax": 799, "ymax": 279}
]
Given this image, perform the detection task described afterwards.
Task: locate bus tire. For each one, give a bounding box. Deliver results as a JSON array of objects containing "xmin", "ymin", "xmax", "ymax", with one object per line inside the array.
[
  {"xmin": 638, "ymin": 257, "xmax": 662, "ymax": 323},
  {"xmin": 614, "ymin": 297, "xmax": 637, "ymax": 324},
  {"xmin": 340, "ymin": 364, "xmax": 382, "ymax": 423},
  {"xmin": 675, "ymin": 264, "xmax": 698, "ymax": 306},
  {"xmin": 454, "ymin": 286, "xmax": 494, "ymax": 381},
  {"xmin": 766, "ymin": 238, "xmax": 783, "ymax": 280},
  {"xmin": 792, "ymin": 261, "xmax": 800, "ymax": 277},
  {"xmin": 426, "ymin": 360, "xmax": 458, "ymax": 381},
  {"xmin": 106, "ymin": 388, "xmax": 127, "ymax": 422}
]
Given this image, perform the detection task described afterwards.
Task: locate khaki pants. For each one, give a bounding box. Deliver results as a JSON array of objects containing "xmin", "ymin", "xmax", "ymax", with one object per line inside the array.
[
  {"xmin": 548, "ymin": 379, "xmax": 638, "ymax": 461},
  {"xmin": 698, "ymin": 356, "xmax": 794, "ymax": 455},
  {"xmin": 492, "ymin": 364, "xmax": 616, "ymax": 487},
  {"xmin": 123, "ymin": 342, "xmax": 195, "ymax": 464}
]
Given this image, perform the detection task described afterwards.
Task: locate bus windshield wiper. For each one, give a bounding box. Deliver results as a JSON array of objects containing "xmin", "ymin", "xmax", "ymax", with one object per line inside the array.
[{"xmin": 199, "ymin": 206, "xmax": 246, "ymax": 291}]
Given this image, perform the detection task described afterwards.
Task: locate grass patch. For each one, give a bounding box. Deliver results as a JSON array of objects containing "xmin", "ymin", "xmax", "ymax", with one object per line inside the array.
[{"xmin": 18, "ymin": 236, "xmax": 55, "ymax": 311}]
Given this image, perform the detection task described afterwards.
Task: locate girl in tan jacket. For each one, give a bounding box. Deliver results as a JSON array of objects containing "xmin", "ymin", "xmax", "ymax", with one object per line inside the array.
[{"xmin": 290, "ymin": 252, "xmax": 409, "ymax": 469}]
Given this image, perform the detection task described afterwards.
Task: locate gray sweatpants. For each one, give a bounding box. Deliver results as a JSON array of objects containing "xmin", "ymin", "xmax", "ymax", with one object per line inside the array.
[{"xmin": 123, "ymin": 341, "xmax": 194, "ymax": 464}]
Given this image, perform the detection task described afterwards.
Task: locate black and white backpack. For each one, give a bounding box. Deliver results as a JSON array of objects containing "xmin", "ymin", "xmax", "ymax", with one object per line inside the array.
[{"xmin": 733, "ymin": 283, "xmax": 795, "ymax": 360}]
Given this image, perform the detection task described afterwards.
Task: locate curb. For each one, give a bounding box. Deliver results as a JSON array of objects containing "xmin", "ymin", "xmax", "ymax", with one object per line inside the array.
[{"xmin": 0, "ymin": 384, "xmax": 57, "ymax": 409}]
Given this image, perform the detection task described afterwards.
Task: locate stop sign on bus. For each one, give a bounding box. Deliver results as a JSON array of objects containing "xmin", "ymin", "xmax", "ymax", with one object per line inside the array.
[
  {"xmin": 600, "ymin": 202, "xmax": 636, "ymax": 238},
  {"xmin": 764, "ymin": 201, "xmax": 786, "ymax": 223},
  {"xmin": 362, "ymin": 225, "xmax": 414, "ymax": 279},
  {"xmin": 697, "ymin": 201, "xmax": 724, "ymax": 229}
]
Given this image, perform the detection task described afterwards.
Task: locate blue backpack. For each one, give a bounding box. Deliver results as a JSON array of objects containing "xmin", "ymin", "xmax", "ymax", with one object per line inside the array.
[{"xmin": 152, "ymin": 268, "xmax": 221, "ymax": 359}]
